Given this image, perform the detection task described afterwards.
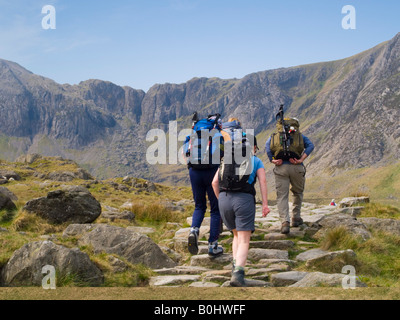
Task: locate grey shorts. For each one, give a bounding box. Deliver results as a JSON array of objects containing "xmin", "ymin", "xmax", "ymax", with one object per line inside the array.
[{"xmin": 218, "ymin": 192, "xmax": 256, "ymax": 232}]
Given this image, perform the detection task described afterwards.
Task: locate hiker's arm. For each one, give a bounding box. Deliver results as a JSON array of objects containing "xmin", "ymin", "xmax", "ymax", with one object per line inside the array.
[
  {"xmin": 290, "ymin": 135, "xmax": 314, "ymax": 164},
  {"xmin": 289, "ymin": 153, "xmax": 308, "ymax": 164},
  {"xmin": 212, "ymin": 169, "xmax": 220, "ymax": 199},
  {"xmin": 265, "ymin": 137, "xmax": 274, "ymax": 162},
  {"xmin": 266, "ymin": 137, "xmax": 283, "ymax": 166},
  {"xmin": 181, "ymin": 135, "xmax": 190, "ymax": 163},
  {"xmin": 256, "ymin": 168, "xmax": 270, "ymax": 217}
]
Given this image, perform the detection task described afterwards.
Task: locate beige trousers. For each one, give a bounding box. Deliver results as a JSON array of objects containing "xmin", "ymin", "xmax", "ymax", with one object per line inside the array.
[{"xmin": 273, "ymin": 164, "xmax": 306, "ymax": 223}]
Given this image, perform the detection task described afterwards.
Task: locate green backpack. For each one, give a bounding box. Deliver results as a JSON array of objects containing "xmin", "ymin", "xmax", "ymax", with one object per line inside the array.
[{"xmin": 270, "ymin": 117, "xmax": 304, "ymax": 161}]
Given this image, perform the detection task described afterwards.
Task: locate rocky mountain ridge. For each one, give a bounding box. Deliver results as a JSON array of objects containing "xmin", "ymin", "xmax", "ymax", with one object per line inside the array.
[{"xmin": 0, "ymin": 33, "xmax": 400, "ymax": 183}]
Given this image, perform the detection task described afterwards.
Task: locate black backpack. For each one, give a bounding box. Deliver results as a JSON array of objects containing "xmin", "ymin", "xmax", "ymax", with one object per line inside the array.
[{"xmin": 219, "ymin": 131, "xmax": 255, "ymax": 195}]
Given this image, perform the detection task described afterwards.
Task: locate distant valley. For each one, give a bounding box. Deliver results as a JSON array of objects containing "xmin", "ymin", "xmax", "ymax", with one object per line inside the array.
[{"xmin": 0, "ymin": 33, "xmax": 399, "ymax": 206}]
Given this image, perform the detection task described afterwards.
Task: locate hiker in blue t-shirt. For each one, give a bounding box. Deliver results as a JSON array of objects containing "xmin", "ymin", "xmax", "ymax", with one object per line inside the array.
[{"xmin": 212, "ymin": 133, "xmax": 270, "ymax": 287}]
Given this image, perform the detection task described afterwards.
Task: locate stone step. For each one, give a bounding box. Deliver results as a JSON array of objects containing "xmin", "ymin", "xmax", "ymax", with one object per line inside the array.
[
  {"xmin": 249, "ymin": 240, "xmax": 295, "ymax": 250},
  {"xmin": 190, "ymin": 254, "xmax": 232, "ymax": 267},
  {"xmin": 149, "ymin": 275, "xmax": 201, "ymax": 287},
  {"xmin": 153, "ymin": 266, "xmax": 211, "ymax": 275},
  {"xmin": 247, "ymin": 248, "xmax": 289, "ymax": 261},
  {"xmin": 270, "ymin": 271, "xmax": 309, "ymax": 287}
]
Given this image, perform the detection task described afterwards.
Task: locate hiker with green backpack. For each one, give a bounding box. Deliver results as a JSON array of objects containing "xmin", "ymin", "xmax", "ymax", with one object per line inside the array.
[
  {"xmin": 266, "ymin": 106, "xmax": 315, "ymax": 234},
  {"xmin": 212, "ymin": 118, "xmax": 270, "ymax": 287}
]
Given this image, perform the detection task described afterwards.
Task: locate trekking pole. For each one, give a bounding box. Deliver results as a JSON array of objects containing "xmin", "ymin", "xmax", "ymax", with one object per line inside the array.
[{"xmin": 276, "ymin": 105, "xmax": 290, "ymax": 159}]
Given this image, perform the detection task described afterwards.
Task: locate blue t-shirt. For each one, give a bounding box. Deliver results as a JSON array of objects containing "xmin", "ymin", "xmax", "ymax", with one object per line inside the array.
[{"xmin": 247, "ymin": 156, "xmax": 264, "ymax": 185}]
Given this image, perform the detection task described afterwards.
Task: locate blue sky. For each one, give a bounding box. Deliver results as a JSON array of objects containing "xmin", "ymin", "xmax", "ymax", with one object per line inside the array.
[{"xmin": 0, "ymin": 0, "xmax": 399, "ymax": 91}]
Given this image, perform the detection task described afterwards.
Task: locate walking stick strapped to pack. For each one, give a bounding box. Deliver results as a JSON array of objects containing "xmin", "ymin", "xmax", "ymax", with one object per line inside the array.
[{"xmin": 270, "ymin": 105, "xmax": 304, "ymax": 161}]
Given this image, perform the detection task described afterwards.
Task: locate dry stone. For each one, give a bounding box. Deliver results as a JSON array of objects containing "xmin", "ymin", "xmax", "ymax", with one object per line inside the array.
[
  {"xmin": 359, "ymin": 217, "xmax": 400, "ymax": 236},
  {"xmin": 149, "ymin": 275, "xmax": 200, "ymax": 286},
  {"xmin": 189, "ymin": 281, "xmax": 220, "ymax": 287},
  {"xmin": 289, "ymin": 272, "xmax": 367, "ymax": 287},
  {"xmin": 0, "ymin": 187, "xmax": 18, "ymax": 201},
  {"xmin": 62, "ymin": 224, "xmax": 96, "ymax": 237},
  {"xmin": 296, "ymin": 249, "xmax": 330, "ymax": 262},
  {"xmin": 78, "ymin": 224, "xmax": 176, "ymax": 269},
  {"xmin": 23, "ymin": 186, "xmax": 101, "ymax": 224},
  {"xmin": 0, "ymin": 192, "xmax": 16, "ymax": 212},
  {"xmin": 190, "ymin": 254, "xmax": 232, "ymax": 267},
  {"xmin": 339, "ymin": 197, "xmax": 369, "ymax": 208},
  {"xmin": 0, "ymin": 170, "xmax": 21, "ymax": 181},
  {"xmin": 271, "ymin": 271, "xmax": 309, "ymax": 287},
  {"xmin": 154, "ymin": 266, "xmax": 210, "ymax": 275},
  {"xmin": 247, "ymin": 248, "xmax": 289, "ymax": 261},
  {"xmin": 0, "ymin": 241, "xmax": 103, "ymax": 287},
  {"xmin": 101, "ymin": 205, "xmax": 135, "ymax": 222},
  {"xmin": 314, "ymin": 214, "xmax": 371, "ymax": 240},
  {"xmin": 250, "ymin": 240, "xmax": 294, "ymax": 250}
]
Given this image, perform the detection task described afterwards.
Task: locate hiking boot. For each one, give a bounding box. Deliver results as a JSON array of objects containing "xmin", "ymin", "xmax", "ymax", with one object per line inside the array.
[
  {"xmin": 208, "ymin": 241, "xmax": 224, "ymax": 257},
  {"xmin": 281, "ymin": 221, "xmax": 290, "ymax": 234},
  {"xmin": 230, "ymin": 269, "xmax": 246, "ymax": 287},
  {"xmin": 188, "ymin": 227, "xmax": 199, "ymax": 255},
  {"xmin": 291, "ymin": 217, "xmax": 304, "ymax": 227}
]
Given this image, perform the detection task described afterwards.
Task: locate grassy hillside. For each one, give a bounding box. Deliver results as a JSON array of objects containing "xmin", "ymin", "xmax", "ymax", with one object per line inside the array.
[
  {"xmin": 0, "ymin": 156, "xmax": 194, "ymax": 287},
  {"xmin": 304, "ymin": 162, "xmax": 400, "ymax": 207}
]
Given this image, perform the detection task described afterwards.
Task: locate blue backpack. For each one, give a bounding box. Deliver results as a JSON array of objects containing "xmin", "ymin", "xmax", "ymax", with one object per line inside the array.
[{"xmin": 184, "ymin": 113, "xmax": 223, "ymax": 170}]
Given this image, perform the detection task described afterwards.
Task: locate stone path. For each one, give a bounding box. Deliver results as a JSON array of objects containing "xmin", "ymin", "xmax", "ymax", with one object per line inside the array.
[{"xmin": 150, "ymin": 201, "xmax": 368, "ymax": 288}]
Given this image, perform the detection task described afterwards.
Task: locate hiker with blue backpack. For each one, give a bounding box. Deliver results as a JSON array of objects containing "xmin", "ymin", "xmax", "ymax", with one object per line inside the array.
[
  {"xmin": 212, "ymin": 118, "xmax": 271, "ymax": 287},
  {"xmin": 183, "ymin": 113, "xmax": 225, "ymax": 257}
]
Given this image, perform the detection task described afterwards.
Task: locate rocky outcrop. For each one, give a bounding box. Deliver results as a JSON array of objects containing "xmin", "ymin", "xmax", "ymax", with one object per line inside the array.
[
  {"xmin": 339, "ymin": 197, "xmax": 370, "ymax": 208},
  {"xmin": 23, "ymin": 186, "xmax": 101, "ymax": 224},
  {"xmin": 313, "ymin": 214, "xmax": 371, "ymax": 240},
  {"xmin": 359, "ymin": 217, "xmax": 400, "ymax": 235},
  {"xmin": 0, "ymin": 170, "xmax": 21, "ymax": 181},
  {"xmin": 78, "ymin": 224, "xmax": 176, "ymax": 269},
  {"xmin": 0, "ymin": 241, "xmax": 103, "ymax": 287},
  {"xmin": 296, "ymin": 248, "xmax": 357, "ymax": 268},
  {"xmin": 289, "ymin": 272, "xmax": 367, "ymax": 288},
  {"xmin": 16, "ymin": 153, "xmax": 42, "ymax": 164},
  {"xmin": 46, "ymin": 168, "xmax": 93, "ymax": 182},
  {"xmin": 0, "ymin": 187, "xmax": 18, "ymax": 201},
  {"xmin": 0, "ymin": 192, "xmax": 17, "ymax": 211},
  {"xmin": 101, "ymin": 205, "xmax": 135, "ymax": 222}
]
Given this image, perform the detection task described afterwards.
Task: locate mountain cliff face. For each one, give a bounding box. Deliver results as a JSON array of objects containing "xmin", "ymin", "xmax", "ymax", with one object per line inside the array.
[{"xmin": 0, "ymin": 33, "xmax": 399, "ymax": 182}]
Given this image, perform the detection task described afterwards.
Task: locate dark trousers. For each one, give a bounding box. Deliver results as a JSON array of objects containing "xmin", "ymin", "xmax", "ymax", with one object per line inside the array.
[{"xmin": 189, "ymin": 166, "xmax": 221, "ymax": 243}]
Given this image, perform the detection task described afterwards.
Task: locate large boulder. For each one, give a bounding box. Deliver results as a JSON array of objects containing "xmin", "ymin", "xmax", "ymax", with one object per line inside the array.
[
  {"xmin": 101, "ymin": 205, "xmax": 135, "ymax": 222},
  {"xmin": 62, "ymin": 224, "xmax": 96, "ymax": 237},
  {"xmin": 23, "ymin": 186, "xmax": 101, "ymax": 224},
  {"xmin": 359, "ymin": 218, "xmax": 400, "ymax": 236},
  {"xmin": 0, "ymin": 187, "xmax": 18, "ymax": 201},
  {"xmin": 289, "ymin": 272, "xmax": 367, "ymax": 288},
  {"xmin": 46, "ymin": 168, "xmax": 93, "ymax": 182},
  {"xmin": 16, "ymin": 153, "xmax": 42, "ymax": 164},
  {"xmin": 339, "ymin": 197, "xmax": 369, "ymax": 208},
  {"xmin": 271, "ymin": 271, "xmax": 309, "ymax": 287},
  {"xmin": 296, "ymin": 248, "xmax": 357, "ymax": 268},
  {"xmin": 0, "ymin": 170, "xmax": 21, "ymax": 181},
  {"xmin": 0, "ymin": 241, "xmax": 103, "ymax": 287},
  {"xmin": 78, "ymin": 224, "xmax": 176, "ymax": 269},
  {"xmin": 313, "ymin": 214, "xmax": 371, "ymax": 240},
  {"xmin": 0, "ymin": 193, "xmax": 17, "ymax": 211}
]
